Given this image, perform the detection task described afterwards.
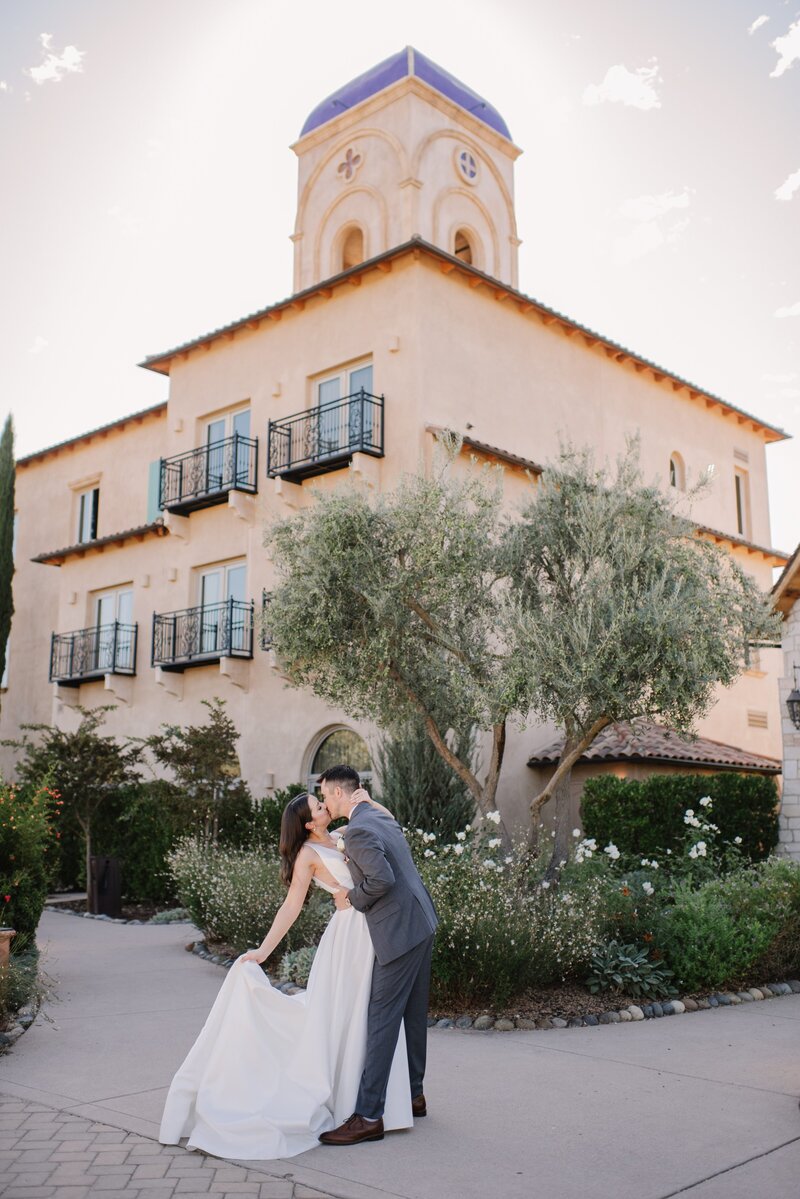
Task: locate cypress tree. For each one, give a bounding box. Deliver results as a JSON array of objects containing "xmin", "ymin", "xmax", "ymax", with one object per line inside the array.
[{"xmin": 0, "ymin": 414, "xmax": 15, "ymax": 691}]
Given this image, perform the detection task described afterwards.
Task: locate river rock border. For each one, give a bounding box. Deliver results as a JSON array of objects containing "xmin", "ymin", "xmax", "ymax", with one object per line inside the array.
[
  {"xmin": 45, "ymin": 905, "xmax": 194, "ymax": 927},
  {"xmin": 184, "ymin": 940, "xmax": 800, "ymax": 1030}
]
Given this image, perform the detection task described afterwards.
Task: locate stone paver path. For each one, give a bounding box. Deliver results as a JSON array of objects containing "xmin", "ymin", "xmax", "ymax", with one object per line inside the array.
[{"xmin": 0, "ymin": 1095, "xmax": 333, "ymax": 1199}]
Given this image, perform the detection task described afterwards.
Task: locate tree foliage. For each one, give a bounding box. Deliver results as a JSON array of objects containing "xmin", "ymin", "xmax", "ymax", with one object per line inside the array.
[
  {"xmin": 374, "ymin": 719, "xmax": 477, "ymax": 841},
  {"xmin": 501, "ymin": 440, "xmax": 781, "ymax": 868},
  {"xmin": 265, "ymin": 435, "xmax": 779, "ymax": 868},
  {"xmin": 4, "ymin": 707, "xmax": 142, "ymax": 907},
  {"xmin": 140, "ymin": 698, "xmax": 251, "ymax": 844},
  {"xmin": 0, "ymin": 414, "xmax": 15, "ymax": 693}
]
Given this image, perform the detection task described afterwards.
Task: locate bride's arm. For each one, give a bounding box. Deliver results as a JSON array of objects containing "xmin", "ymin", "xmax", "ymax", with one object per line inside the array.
[
  {"xmin": 353, "ymin": 786, "xmax": 394, "ymax": 820},
  {"xmin": 240, "ymin": 855, "xmax": 314, "ymax": 965}
]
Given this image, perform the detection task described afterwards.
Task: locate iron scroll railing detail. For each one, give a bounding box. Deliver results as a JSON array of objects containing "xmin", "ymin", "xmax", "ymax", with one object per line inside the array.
[
  {"xmin": 267, "ymin": 390, "xmax": 384, "ymax": 481},
  {"xmin": 159, "ymin": 433, "xmax": 258, "ymax": 512},
  {"xmin": 152, "ymin": 598, "xmax": 254, "ymax": 670},
  {"xmin": 49, "ymin": 622, "xmax": 138, "ymax": 684}
]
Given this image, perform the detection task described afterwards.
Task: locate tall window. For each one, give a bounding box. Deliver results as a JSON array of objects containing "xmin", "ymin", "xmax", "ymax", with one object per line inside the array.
[
  {"xmin": 308, "ymin": 728, "xmax": 372, "ymax": 793},
  {"xmin": 341, "ymin": 226, "xmax": 364, "ymax": 271},
  {"xmin": 205, "ymin": 407, "xmax": 250, "ymax": 489},
  {"xmin": 77, "ymin": 487, "xmax": 99, "ymax": 543},
  {"xmin": 316, "ymin": 362, "xmax": 373, "ymax": 456},
  {"xmin": 454, "ymin": 229, "xmax": 474, "ymax": 265},
  {"xmin": 198, "ymin": 561, "xmax": 247, "ymax": 653},
  {"xmin": 669, "ymin": 452, "xmax": 685, "ymax": 490},
  {"xmin": 734, "ymin": 469, "xmax": 750, "ymax": 538},
  {"xmin": 94, "ymin": 587, "xmax": 134, "ymax": 671}
]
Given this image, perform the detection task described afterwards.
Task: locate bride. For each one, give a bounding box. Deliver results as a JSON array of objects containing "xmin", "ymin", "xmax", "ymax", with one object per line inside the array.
[{"xmin": 159, "ymin": 789, "xmax": 412, "ymax": 1159}]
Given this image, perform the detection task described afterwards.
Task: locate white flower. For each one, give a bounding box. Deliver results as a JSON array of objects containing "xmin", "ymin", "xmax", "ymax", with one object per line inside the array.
[
  {"xmin": 688, "ymin": 845, "xmax": 697, "ymax": 859},
  {"xmin": 465, "ymin": 824, "xmax": 472, "ymax": 832},
  {"xmin": 416, "ymin": 829, "xmax": 424, "ymax": 837},
  {"xmin": 583, "ymin": 838, "xmax": 597, "ymax": 851},
  {"xmin": 695, "ymin": 841, "xmax": 707, "ymax": 857},
  {"xmin": 456, "ymin": 831, "xmax": 466, "ymax": 842},
  {"xmin": 699, "ymin": 796, "xmax": 713, "ymax": 808},
  {"xmin": 684, "ymin": 814, "xmax": 701, "ymax": 828},
  {"xmin": 423, "ymin": 849, "xmax": 434, "ymax": 858},
  {"xmin": 504, "ymin": 856, "xmax": 513, "ymax": 865},
  {"xmin": 666, "ymin": 848, "xmax": 672, "ymax": 855},
  {"xmin": 540, "ymin": 880, "xmax": 551, "ymax": 889},
  {"xmin": 486, "ymin": 810, "xmax": 502, "ymax": 825},
  {"xmin": 336, "ymin": 836, "xmax": 346, "ymax": 852},
  {"xmin": 488, "ymin": 837, "xmax": 501, "ymax": 849},
  {"xmin": 422, "ymin": 832, "xmax": 436, "ymax": 843},
  {"xmin": 572, "ymin": 828, "xmax": 581, "ymax": 838},
  {"xmin": 604, "ymin": 843, "xmax": 621, "ymax": 860},
  {"xmin": 685, "ymin": 809, "xmax": 694, "ymax": 817},
  {"xmin": 641, "ymin": 858, "xmax": 649, "ymax": 866},
  {"xmin": 642, "ymin": 881, "xmax": 654, "ymax": 896},
  {"xmin": 734, "ymin": 836, "xmax": 742, "ymax": 845},
  {"xmin": 453, "ymin": 844, "xmax": 464, "ymax": 856},
  {"xmin": 482, "ymin": 858, "xmax": 496, "ymax": 869}
]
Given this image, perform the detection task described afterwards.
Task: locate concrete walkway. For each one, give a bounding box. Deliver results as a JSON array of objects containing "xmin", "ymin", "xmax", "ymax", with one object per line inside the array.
[{"xmin": 1, "ymin": 912, "xmax": 799, "ymax": 1199}]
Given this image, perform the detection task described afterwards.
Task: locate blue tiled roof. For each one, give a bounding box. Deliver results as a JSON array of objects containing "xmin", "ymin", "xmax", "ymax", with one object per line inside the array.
[{"xmin": 299, "ymin": 47, "xmax": 512, "ymax": 140}]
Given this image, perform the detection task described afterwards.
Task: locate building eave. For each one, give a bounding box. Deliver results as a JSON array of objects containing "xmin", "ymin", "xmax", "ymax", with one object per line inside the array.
[
  {"xmin": 425, "ymin": 425, "xmax": 544, "ymax": 475},
  {"xmin": 32, "ymin": 520, "xmax": 168, "ymax": 566},
  {"xmin": 695, "ymin": 525, "xmax": 789, "ymax": 567},
  {"xmin": 139, "ymin": 240, "xmax": 788, "ymax": 445},
  {"xmin": 772, "ymin": 542, "xmax": 800, "ymax": 616},
  {"xmin": 16, "ymin": 403, "xmax": 167, "ymax": 469}
]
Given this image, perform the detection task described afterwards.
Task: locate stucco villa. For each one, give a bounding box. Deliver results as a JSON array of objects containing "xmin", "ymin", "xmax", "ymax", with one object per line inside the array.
[{"xmin": 0, "ymin": 48, "xmax": 789, "ymax": 831}]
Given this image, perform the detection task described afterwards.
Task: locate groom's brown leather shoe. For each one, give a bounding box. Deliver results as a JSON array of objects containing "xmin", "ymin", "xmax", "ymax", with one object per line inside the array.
[
  {"xmin": 319, "ymin": 1113, "xmax": 384, "ymax": 1145},
  {"xmin": 411, "ymin": 1094, "xmax": 427, "ymax": 1117}
]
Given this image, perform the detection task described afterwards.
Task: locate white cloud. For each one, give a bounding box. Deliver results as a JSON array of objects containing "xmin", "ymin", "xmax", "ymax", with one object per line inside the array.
[
  {"xmin": 615, "ymin": 189, "xmax": 692, "ymax": 263},
  {"xmin": 27, "ymin": 336, "xmax": 48, "ymax": 355},
  {"xmin": 583, "ymin": 61, "xmax": 662, "ymax": 111},
  {"xmin": 771, "ymin": 19, "xmax": 800, "ymax": 77},
  {"xmin": 620, "ymin": 189, "xmax": 691, "ymax": 223},
  {"xmin": 748, "ymin": 15, "xmax": 769, "ymax": 36},
  {"xmin": 774, "ymin": 301, "xmax": 800, "ymax": 318},
  {"xmin": 775, "ymin": 167, "xmax": 800, "ymax": 201},
  {"xmin": 27, "ymin": 33, "xmax": 85, "ymax": 86}
]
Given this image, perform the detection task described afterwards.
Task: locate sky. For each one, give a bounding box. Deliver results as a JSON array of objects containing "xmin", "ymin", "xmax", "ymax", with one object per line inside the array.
[{"xmin": 1, "ymin": 0, "xmax": 799, "ymax": 553}]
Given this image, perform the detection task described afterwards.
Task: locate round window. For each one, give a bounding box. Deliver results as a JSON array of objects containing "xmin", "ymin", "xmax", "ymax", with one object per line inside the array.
[{"xmin": 455, "ymin": 147, "xmax": 479, "ymax": 185}]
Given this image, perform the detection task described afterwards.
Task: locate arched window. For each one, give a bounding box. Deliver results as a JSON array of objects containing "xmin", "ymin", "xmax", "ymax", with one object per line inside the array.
[
  {"xmin": 453, "ymin": 228, "xmax": 473, "ymax": 265},
  {"xmin": 308, "ymin": 728, "xmax": 372, "ymax": 793},
  {"xmin": 669, "ymin": 452, "xmax": 685, "ymax": 490},
  {"xmin": 341, "ymin": 226, "xmax": 364, "ymax": 271}
]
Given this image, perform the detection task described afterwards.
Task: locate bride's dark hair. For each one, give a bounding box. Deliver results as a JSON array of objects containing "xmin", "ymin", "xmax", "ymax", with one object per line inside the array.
[{"xmin": 279, "ymin": 792, "xmax": 313, "ymax": 888}]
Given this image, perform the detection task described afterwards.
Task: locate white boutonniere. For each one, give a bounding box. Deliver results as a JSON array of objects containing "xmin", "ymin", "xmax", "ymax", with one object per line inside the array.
[{"xmin": 336, "ymin": 835, "xmax": 346, "ymax": 852}]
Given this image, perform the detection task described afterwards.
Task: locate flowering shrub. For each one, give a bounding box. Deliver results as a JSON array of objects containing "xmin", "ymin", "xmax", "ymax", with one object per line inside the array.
[
  {"xmin": 0, "ymin": 945, "xmax": 41, "ymax": 1031},
  {"xmin": 0, "ymin": 782, "xmax": 61, "ymax": 941},
  {"xmin": 166, "ymin": 838, "xmax": 329, "ymax": 958},
  {"xmin": 407, "ymin": 817, "xmax": 608, "ymax": 1006}
]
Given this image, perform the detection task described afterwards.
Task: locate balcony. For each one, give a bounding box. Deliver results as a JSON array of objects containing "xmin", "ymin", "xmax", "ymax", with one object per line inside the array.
[
  {"xmin": 159, "ymin": 434, "xmax": 258, "ymax": 515},
  {"xmin": 49, "ymin": 622, "xmax": 138, "ymax": 686},
  {"xmin": 267, "ymin": 390, "xmax": 384, "ymax": 482},
  {"xmin": 151, "ymin": 599, "xmax": 254, "ymax": 671}
]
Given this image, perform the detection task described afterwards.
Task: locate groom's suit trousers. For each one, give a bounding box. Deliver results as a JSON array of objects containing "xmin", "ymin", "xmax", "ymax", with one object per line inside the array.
[{"xmin": 355, "ymin": 932, "xmax": 434, "ymax": 1121}]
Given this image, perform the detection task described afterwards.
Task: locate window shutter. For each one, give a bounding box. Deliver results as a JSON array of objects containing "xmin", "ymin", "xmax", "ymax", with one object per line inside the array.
[{"xmin": 146, "ymin": 461, "xmax": 162, "ymax": 523}]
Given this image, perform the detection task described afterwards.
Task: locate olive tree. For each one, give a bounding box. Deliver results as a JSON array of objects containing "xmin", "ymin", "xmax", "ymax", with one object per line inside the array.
[
  {"xmin": 266, "ymin": 439, "xmax": 519, "ymax": 839},
  {"xmin": 502, "ymin": 441, "xmax": 780, "ymax": 872}
]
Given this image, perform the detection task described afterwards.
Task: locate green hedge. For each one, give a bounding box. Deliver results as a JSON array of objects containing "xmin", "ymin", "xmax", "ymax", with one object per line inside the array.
[
  {"xmin": 580, "ymin": 772, "xmax": 779, "ymax": 863},
  {"xmin": 0, "ymin": 783, "xmax": 60, "ymax": 941}
]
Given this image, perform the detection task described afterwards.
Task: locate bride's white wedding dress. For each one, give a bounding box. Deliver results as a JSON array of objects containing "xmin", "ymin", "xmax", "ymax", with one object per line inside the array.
[{"xmin": 159, "ymin": 843, "xmax": 413, "ymax": 1159}]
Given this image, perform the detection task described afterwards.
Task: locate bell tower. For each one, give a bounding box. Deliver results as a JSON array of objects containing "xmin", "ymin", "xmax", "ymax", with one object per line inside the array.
[{"xmin": 291, "ymin": 47, "xmax": 522, "ymax": 292}]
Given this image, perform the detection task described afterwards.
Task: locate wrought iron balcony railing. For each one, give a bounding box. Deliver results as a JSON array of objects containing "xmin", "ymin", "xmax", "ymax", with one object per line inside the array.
[
  {"xmin": 267, "ymin": 390, "xmax": 384, "ymax": 482},
  {"xmin": 159, "ymin": 433, "xmax": 258, "ymax": 514},
  {"xmin": 152, "ymin": 598, "xmax": 254, "ymax": 671},
  {"xmin": 50, "ymin": 622, "xmax": 138, "ymax": 686}
]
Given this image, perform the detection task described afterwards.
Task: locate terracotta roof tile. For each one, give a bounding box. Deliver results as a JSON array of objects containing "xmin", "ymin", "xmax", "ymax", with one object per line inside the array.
[{"xmin": 527, "ymin": 720, "xmax": 780, "ymax": 775}]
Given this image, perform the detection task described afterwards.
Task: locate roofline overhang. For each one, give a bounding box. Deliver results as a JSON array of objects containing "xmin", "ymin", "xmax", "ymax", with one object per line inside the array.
[
  {"xmin": 32, "ymin": 519, "xmax": 168, "ymax": 566},
  {"xmin": 526, "ymin": 752, "xmax": 780, "ymax": 775},
  {"xmin": 138, "ymin": 240, "xmax": 788, "ymax": 445},
  {"xmin": 772, "ymin": 541, "xmax": 800, "ymax": 615},
  {"xmin": 17, "ymin": 402, "xmax": 167, "ymax": 469}
]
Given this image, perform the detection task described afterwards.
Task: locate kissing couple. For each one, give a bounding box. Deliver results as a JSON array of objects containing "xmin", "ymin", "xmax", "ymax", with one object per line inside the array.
[{"xmin": 159, "ymin": 764, "xmax": 439, "ymax": 1158}]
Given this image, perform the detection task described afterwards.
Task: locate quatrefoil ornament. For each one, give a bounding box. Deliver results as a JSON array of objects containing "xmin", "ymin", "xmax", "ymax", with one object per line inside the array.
[{"xmin": 337, "ymin": 147, "xmax": 363, "ymax": 182}]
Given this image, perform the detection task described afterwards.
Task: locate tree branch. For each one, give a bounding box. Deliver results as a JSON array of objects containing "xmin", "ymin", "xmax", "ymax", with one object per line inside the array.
[{"xmin": 529, "ymin": 715, "xmax": 613, "ymax": 820}]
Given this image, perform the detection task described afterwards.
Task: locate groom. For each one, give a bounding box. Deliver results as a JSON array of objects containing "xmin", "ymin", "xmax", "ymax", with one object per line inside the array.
[{"xmin": 318, "ymin": 764, "xmax": 438, "ymax": 1145}]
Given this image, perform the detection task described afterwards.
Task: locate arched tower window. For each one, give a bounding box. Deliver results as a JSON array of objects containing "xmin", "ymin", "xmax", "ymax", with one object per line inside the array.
[
  {"xmin": 308, "ymin": 727, "xmax": 372, "ymax": 793},
  {"xmin": 453, "ymin": 228, "xmax": 474, "ymax": 265},
  {"xmin": 669, "ymin": 452, "xmax": 685, "ymax": 491},
  {"xmin": 340, "ymin": 226, "xmax": 364, "ymax": 271}
]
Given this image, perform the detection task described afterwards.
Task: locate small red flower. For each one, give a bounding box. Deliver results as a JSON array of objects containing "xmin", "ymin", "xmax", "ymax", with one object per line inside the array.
[{"xmin": 3, "ymin": 895, "xmax": 10, "ymax": 903}]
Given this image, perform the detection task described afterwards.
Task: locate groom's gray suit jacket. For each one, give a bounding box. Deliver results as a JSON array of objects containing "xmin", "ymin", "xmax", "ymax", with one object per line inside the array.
[{"xmin": 343, "ymin": 805, "xmax": 438, "ymax": 966}]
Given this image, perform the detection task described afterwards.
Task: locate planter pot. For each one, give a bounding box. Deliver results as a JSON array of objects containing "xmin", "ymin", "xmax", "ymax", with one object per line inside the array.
[{"xmin": 0, "ymin": 928, "xmax": 16, "ymax": 971}]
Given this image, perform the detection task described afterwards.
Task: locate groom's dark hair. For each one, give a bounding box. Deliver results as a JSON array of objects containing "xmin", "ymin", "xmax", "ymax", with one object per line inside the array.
[{"xmin": 318, "ymin": 764, "xmax": 360, "ymax": 793}]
